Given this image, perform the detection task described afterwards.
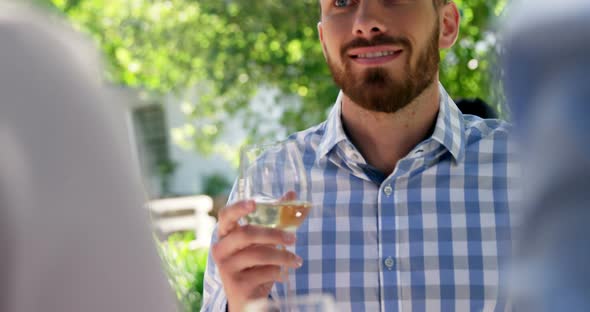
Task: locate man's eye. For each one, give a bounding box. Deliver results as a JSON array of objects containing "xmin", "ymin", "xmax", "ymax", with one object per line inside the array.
[{"xmin": 334, "ymin": 0, "xmax": 354, "ymax": 8}]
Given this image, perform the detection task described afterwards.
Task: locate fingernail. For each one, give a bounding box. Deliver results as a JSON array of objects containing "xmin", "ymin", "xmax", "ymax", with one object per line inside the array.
[
  {"xmin": 295, "ymin": 255, "xmax": 303, "ymax": 267},
  {"xmin": 283, "ymin": 232, "xmax": 296, "ymax": 244}
]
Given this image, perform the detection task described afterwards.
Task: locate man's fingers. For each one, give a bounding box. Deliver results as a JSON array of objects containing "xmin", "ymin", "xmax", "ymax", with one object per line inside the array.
[
  {"xmin": 236, "ymin": 265, "xmax": 283, "ymax": 286},
  {"xmin": 222, "ymin": 245, "xmax": 303, "ymax": 273},
  {"xmin": 217, "ymin": 200, "xmax": 255, "ymax": 237},
  {"xmin": 212, "ymin": 225, "xmax": 296, "ymax": 260}
]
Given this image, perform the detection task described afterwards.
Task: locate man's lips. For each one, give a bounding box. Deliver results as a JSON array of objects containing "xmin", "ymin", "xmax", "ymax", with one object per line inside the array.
[{"xmin": 347, "ymin": 45, "xmax": 404, "ymax": 65}]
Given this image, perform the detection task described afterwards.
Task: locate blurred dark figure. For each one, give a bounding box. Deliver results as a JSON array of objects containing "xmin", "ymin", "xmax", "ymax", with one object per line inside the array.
[
  {"xmin": 0, "ymin": 2, "xmax": 176, "ymax": 311},
  {"xmin": 502, "ymin": 0, "xmax": 590, "ymax": 311},
  {"xmin": 455, "ymin": 98, "xmax": 498, "ymax": 119}
]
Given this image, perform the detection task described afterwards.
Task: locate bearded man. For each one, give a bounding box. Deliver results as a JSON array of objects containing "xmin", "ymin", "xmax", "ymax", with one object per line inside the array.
[{"xmin": 202, "ymin": 1, "xmax": 519, "ymax": 311}]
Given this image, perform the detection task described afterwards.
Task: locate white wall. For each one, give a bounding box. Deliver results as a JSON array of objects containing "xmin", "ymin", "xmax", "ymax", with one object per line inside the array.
[
  {"xmin": 162, "ymin": 86, "xmax": 291, "ymax": 197},
  {"xmin": 165, "ymin": 113, "xmax": 237, "ymax": 197}
]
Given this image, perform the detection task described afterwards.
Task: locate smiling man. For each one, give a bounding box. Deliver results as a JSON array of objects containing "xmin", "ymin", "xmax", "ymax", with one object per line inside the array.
[{"xmin": 202, "ymin": 1, "xmax": 519, "ymax": 311}]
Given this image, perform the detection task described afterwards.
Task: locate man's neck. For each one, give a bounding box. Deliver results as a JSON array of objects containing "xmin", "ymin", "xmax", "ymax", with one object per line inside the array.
[{"xmin": 340, "ymin": 81, "xmax": 440, "ymax": 176}]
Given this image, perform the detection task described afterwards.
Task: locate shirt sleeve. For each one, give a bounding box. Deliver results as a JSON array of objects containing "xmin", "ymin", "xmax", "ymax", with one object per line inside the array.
[{"xmin": 200, "ymin": 225, "xmax": 229, "ymax": 312}]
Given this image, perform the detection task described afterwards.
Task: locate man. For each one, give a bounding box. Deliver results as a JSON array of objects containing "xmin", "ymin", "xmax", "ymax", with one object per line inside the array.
[
  {"xmin": 202, "ymin": 1, "xmax": 518, "ymax": 311},
  {"xmin": 502, "ymin": 0, "xmax": 590, "ymax": 311},
  {"xmin": 0, "ymin": 2, "xmax": 176, "ymax": 311}
]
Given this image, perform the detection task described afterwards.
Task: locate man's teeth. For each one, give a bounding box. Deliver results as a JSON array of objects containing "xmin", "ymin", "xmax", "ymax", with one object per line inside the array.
[{"xmin": 357, "ymin": 51, "xmax": 396, "ymax": 58}]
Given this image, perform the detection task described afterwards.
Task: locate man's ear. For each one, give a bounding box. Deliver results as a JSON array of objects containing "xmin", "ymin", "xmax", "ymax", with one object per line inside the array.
[
  {"xmin": 439, "ymin": 2, "xmax": 460, "ymax": 49},
  {"xmin": 318, "ymin": 21, "xmax": 328, "ymax": 60}
]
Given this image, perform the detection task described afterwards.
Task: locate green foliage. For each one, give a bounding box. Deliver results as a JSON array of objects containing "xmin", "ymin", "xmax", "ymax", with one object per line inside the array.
[
  {"xmin": 440, "ymin": 0, "xmax": 508, "ymax": 116},
  {"xmin": 49, "ymin": 0, "xmax": 508, "ymax": 159},
  {"xmin": 158, "ymin": 232, "xmax": 209, "ymax": 311},
  {"xmin": 202, "ymin": 172, "xmax": 232, "ymax": 197}
]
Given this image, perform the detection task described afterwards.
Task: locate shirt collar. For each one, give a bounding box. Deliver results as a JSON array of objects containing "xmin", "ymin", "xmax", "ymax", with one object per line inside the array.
[
  {"xmin": 431, "ymin": 83, "xmax": 466, "ymax": 162},
  {"xmin": 316, "ymin": 83, "xmax": 466, "ymax": 162},
  {"xmin": 316, "ymin": 90, "xmax": 348, "ymax": 160}
]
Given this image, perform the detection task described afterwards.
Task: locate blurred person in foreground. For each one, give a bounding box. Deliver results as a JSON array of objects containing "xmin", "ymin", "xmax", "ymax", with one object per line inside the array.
[
  {"xmin": 0, "ymin": 2, "xmax": 176, "ymax": 311},
  {"xmin": 203, "ymin": 1, "xmax": 519, "ymax": 311},
  {"xmin": 502, "ymin": 0, "xmax": 590, "ymax": 311}
]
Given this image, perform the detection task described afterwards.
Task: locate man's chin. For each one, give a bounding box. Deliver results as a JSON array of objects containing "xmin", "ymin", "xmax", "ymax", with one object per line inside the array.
[
  {"xmin": 342, "ymin": 80, "xmax": 421, "ymax": 113},
  {"xmin": 356, "ymin": 80, "xmax": 405, "ymax": 98}
]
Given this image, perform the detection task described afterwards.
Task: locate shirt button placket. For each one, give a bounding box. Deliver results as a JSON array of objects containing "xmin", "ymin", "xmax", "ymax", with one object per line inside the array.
[{"xmin": 379, "ymin": 180, "xmax": 396, "ymax": 312}]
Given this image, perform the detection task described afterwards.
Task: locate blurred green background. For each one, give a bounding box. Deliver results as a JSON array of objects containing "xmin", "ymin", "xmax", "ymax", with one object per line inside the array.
[
  {"xmin": 159, "ymin": 232, "xmax": 208, "ymax": 311},
  {"xmin": 40, "ymin": 0, "xmax": 509, "ymax": 310}
]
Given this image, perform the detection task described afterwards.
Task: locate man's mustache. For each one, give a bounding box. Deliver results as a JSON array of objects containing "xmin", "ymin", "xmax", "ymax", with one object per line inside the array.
[{"xmin": 341, "ymin": 34, "xmax": 411, "ymax": 57}]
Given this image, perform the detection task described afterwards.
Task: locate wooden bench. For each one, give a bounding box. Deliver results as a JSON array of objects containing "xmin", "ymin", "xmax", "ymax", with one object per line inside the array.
[{"xmin": 147, "ymin": 195, "xmax": 216, "ymax": 247}]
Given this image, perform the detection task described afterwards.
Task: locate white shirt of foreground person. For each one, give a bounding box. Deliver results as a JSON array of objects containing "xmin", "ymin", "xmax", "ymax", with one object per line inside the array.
[{"xmin": 0, "ymin": 2, "xmax": 177, "ymax": 312}]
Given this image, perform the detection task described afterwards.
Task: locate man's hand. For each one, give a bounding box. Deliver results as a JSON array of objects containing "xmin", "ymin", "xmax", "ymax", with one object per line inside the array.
[{"xmin": 211, "ymin": 200, "xmax": 303, "ymax": 312}]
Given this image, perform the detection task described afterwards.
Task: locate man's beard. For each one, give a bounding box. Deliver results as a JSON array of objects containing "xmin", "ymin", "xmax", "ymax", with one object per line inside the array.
[{"xmin": 326, "ymin": 23, "xmax": 440, "ymax": 113}]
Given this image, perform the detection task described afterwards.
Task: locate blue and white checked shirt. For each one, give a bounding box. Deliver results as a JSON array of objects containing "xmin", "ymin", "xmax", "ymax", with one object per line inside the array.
[{"xmin": 202, "ymin": 84, "xmax": 519, "ymax": 312}]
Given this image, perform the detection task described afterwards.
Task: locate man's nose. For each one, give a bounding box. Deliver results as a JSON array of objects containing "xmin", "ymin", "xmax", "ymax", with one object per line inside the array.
[{"xmin": 352, "ymin": 2, "xmax": 388, "ymax": 39}]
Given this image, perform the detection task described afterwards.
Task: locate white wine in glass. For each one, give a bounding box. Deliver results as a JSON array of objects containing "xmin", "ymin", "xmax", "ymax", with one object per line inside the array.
[{"xmin": 245, "ymin": 198, "xmax": 312, "ymax": 232}]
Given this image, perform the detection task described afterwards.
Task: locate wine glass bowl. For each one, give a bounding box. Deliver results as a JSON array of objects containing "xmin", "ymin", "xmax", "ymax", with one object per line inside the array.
[
  {"xmin": 238, "ymin": 141, "xmax": 310, "ymax": 231},
  {"xmin": 244, "ymin": 294, "xmax": 335, "ymax": 312}
]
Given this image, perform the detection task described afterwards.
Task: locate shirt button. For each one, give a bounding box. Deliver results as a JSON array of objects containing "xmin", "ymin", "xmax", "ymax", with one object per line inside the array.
[
  {"xmin": 384, "ymin": 185, "xmax": 393, "ymax": 196},
  {"xmin": 384, "ymin": 257, "xmax": 395, "ymax": 270}
]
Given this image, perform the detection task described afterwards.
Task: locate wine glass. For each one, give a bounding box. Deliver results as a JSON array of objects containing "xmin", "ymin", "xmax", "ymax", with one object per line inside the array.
[
  {"xmin": 244, "ymin": 294, "xmax": 335, "ymax": 312},
  {"xmin": 238, "ymin": 141, "xmax": 311, "ymax": 303}
]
